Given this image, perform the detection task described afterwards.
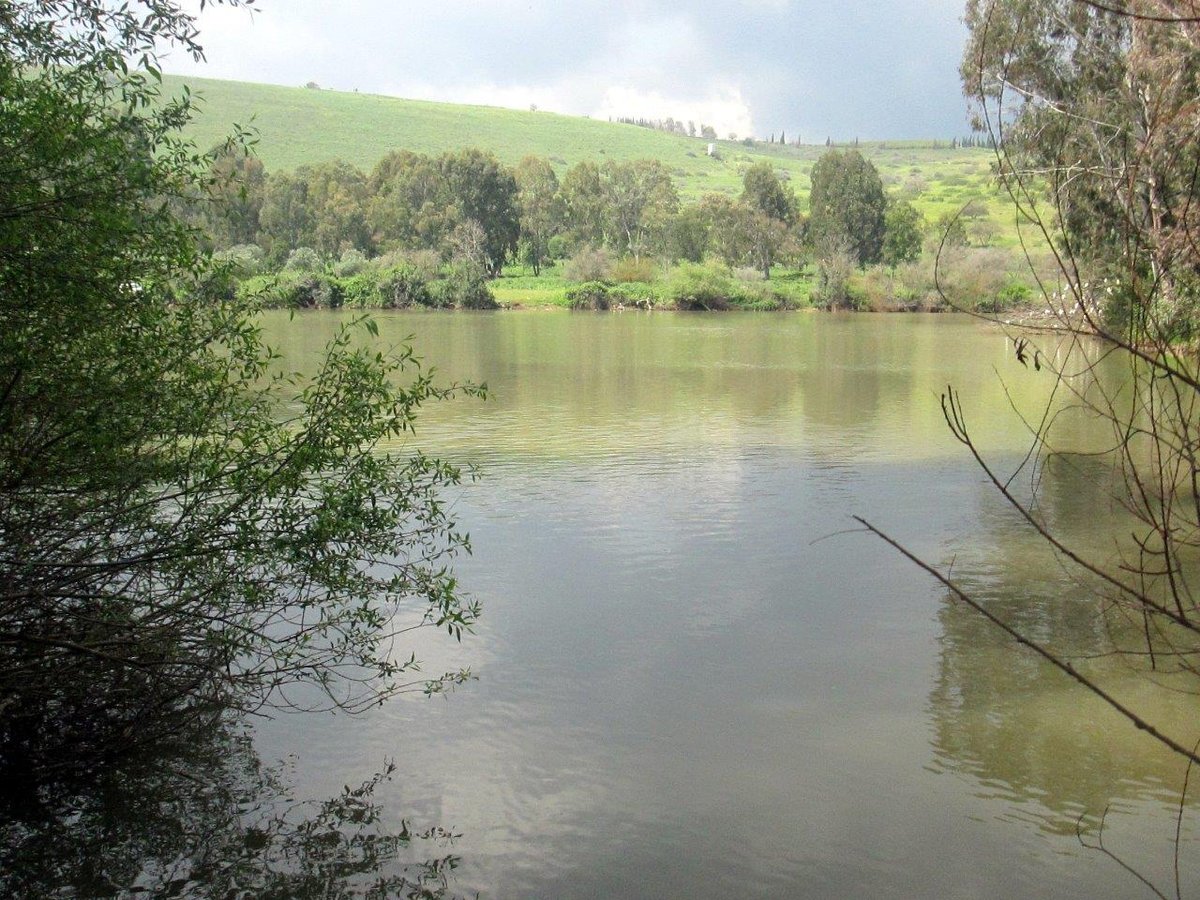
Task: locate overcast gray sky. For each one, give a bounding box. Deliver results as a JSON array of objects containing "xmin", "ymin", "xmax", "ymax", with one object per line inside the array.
[{"xmin": 167, "ymin": 1, "xmax": 970, "ymax": 141}]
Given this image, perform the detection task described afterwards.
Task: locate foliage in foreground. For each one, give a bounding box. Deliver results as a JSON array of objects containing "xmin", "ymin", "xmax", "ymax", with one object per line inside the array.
[{"xmin": 0, "ymin": 1, "xmax": 480, "ymax": 782}]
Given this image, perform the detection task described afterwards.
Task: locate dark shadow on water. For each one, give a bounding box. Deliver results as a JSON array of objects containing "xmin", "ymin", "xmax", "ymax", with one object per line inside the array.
[{"xmin": 0, "ymin": 720, "xmax": 469, "ymax": 899}]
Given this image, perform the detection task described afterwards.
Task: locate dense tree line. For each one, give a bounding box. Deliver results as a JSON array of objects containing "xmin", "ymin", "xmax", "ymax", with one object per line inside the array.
[{"xmin": 194, "ymin": 145, "xmax": 929, "ymax": 289}]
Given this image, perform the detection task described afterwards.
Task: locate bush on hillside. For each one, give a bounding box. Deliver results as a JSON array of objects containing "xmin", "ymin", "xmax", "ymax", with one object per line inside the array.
[
  {"xmin": 937, "ymin": 247, "xmax": 1026, "ymax": 311},
  {"xmin": 234, "ymin": 260, "xmax": 498, "ymax": 311},
  {"xmin": 377, "ymin": 264, "xmax": 433, "ymax": 308},
  {"xmin": 370, "ymin": 248, "xmax": 441, "ymax": 282},
  {"xmin": 239, "ymin": 270, "xmax": 343, "ymax": 308},
  {"xmin": 292, "ymin": 274, "xmax": 342, "ymax": 308},
  {"xmin": 339, "ymin": 271, "xmax": 381, "ymax": 307},
  {"xmin": 812, "ymin": 240, "xmax": 859, "ymax": 310},
  {"xmin": 430, "ymin": 260, "xmax": 496, "ymax": 310},
  {"xmin": 734, "ymin": 283, "xmax": 784, "ymax": 311},
  {"xmin": 993, "ymin": 276, "xmax": 1032, "ymax": 311},
  {"xmin": 888, "ymin": 247, "xmax": 1036, "ymax": 312},
  {"xmin": 858, "ymin": 267, "xmax": 921, "ymax": 312}
]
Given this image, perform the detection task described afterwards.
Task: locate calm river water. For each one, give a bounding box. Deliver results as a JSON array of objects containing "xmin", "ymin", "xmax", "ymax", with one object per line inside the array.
[{"xmin": 258, "ymin": 310, "xmax": 1199, "ymax": 898}]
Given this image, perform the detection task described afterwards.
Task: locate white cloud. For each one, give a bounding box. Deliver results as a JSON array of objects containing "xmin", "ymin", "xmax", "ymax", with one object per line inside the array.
[
  {"xmin": 392, "ymin": 80, "xmax": 575, "ymax": 115},
  {"xmin": 162, "ymin": 2, "xmax": 329, "ymax": 84},
  {"xmin": 160, "ymin": 0, "xmax": 969, "ymax": 140}
]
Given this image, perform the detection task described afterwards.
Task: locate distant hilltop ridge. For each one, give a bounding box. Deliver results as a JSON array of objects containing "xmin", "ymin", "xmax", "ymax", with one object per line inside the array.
[{"xmin": 165, "ymin": 73, "xmax": 988, "ymax": 205}]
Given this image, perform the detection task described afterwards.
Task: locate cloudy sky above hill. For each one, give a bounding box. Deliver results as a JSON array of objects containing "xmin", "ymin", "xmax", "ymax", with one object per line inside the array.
[{"xmin": 168, "ymin": 0, "xmax": 970, "ymax": 140}]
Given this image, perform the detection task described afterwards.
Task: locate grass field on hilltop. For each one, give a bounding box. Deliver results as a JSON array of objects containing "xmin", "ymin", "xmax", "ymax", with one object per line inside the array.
[{"xmin": 167, "ymin": 73, "xmax": 1022, "ymax": 246}]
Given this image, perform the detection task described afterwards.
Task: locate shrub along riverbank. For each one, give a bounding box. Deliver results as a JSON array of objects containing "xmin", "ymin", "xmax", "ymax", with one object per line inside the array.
[{"xmin": 215, "ymin": 248, "xmax": 1043, "ymax": 315}]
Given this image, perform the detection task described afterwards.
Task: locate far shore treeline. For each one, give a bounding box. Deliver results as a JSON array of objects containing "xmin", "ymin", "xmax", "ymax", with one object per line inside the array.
[{"xmin": 191, "ymin": 143, "xmax": 1041, "ymax": 314}]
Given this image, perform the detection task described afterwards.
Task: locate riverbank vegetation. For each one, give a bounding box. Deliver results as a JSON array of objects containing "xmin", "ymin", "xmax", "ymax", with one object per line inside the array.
[
  {"xmin": 162, "ymin": 69, "xmax": 1068, "ymax": 318},
  {"xmin": 192, "ymin": 138, "xmax": 1049, "ymax": 316}
]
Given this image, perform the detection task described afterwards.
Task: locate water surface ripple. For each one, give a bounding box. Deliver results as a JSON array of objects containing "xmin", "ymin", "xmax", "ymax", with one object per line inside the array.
[{"xmin": 257, "ymin": 311, "xmax": 1200, "ymax": 898}]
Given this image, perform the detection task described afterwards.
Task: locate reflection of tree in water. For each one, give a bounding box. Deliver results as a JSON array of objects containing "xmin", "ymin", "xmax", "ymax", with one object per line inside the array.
[
  {"xmin": 796, "ymin": 319, "xmax": 918, "ymax": 433},
  {"xmin": 928, "ymin": 584, "xmax": 1199, "ymax": 836},
  {"xmin": 0, "ymin": 723, "xmax": 464, "ymax": 899},
  {"xmin": 927, "ymin": 453, "xmax": 1200, "ymax": 837}
]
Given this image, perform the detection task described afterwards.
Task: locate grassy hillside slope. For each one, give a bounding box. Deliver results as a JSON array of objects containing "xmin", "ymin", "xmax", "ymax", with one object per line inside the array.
[{"xmin": 167, "ymin": 73, "xmax": 1014, "ymax": 244}]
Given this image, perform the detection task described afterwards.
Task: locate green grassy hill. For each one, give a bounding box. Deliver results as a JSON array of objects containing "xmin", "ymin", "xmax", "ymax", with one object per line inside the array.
[{"xmin": 167, "ymin": 73, "xmax": 1011, "ymax": 244}]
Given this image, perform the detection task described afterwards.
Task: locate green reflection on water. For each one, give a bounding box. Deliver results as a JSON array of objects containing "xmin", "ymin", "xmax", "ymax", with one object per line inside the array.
[
  {"xmin": 251, "ymin": 310, "xmax": 1200, "ymax": 893},
  {"xmin": 264, "ymin": 310, "xmax": 1083, "ymax": 465},
  {"xmin": 929, "ymin": 446, "xmax": 1200, "ymax": 837}
]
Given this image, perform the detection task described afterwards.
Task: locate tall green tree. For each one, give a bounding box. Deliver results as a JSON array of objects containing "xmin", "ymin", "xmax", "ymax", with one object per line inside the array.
[
  {"xmin": 808, "ymin": 149, "xmax": 887, "ymax": 265},
  {"xmin": 857, "ymin": 3, "xmax": 1200, "ymax": 820},
  {"xmin": 258, "ymin": 170, "xmax": 312, "ymax": 262},
  {"xmin": 198, "ymin": 145, "xmax": 266, "ymax": 249},
  {"xmin": 0, "ymin": 0, "xmax": 479, "ymax": 777},
  {"xmin": 667, "ymin": 204, "xmax": 712, "ymax": 263},
  {"xmin": 437, "ymin": 149, "xmax": 519, "ymax": 276},
  {"xmin": 701, "ymin": 193, "xmax": 791, "ymax": 278},
  {"xmin": 367, "ymin": 149, "xmax": 453, "ymax": 253},
  {"xmin": 741, "ymin": 161, "xmax": 796, "ymax": 225},
  {"xmin": 257, "ymin": 160, "xmax": 375, "ymax": 263},
  {"xmin": 559, "ymin": 161, "xmax": 608, "ymax": 249},
  {"xmin": 514, "ymin": 155, "xmax": 563, "ymax": 275},
  {"xmin": 365, "ymin": 149, "xmax": 518, "ymax": 275},
  {"xmin": 601, "ymin": 159, "xmax": 679, "ymax": 260},
  {"xmin": 298, "ymin": 159, "xmax": 371, "ymax": 257},
  {"xmin": 962, "ymin": 0, "xmax": 1200, "ymax": 335},
  {"xmin": 741, "ymin": 207, "xmax": 792, "ymax": 279},
  {"xmin": 700, "ymin": 194, "xmax": 748, "ymax": 267},
  {"xmin": 882, "ymin": 199, "xmax": 925, "ymax": 269}
]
